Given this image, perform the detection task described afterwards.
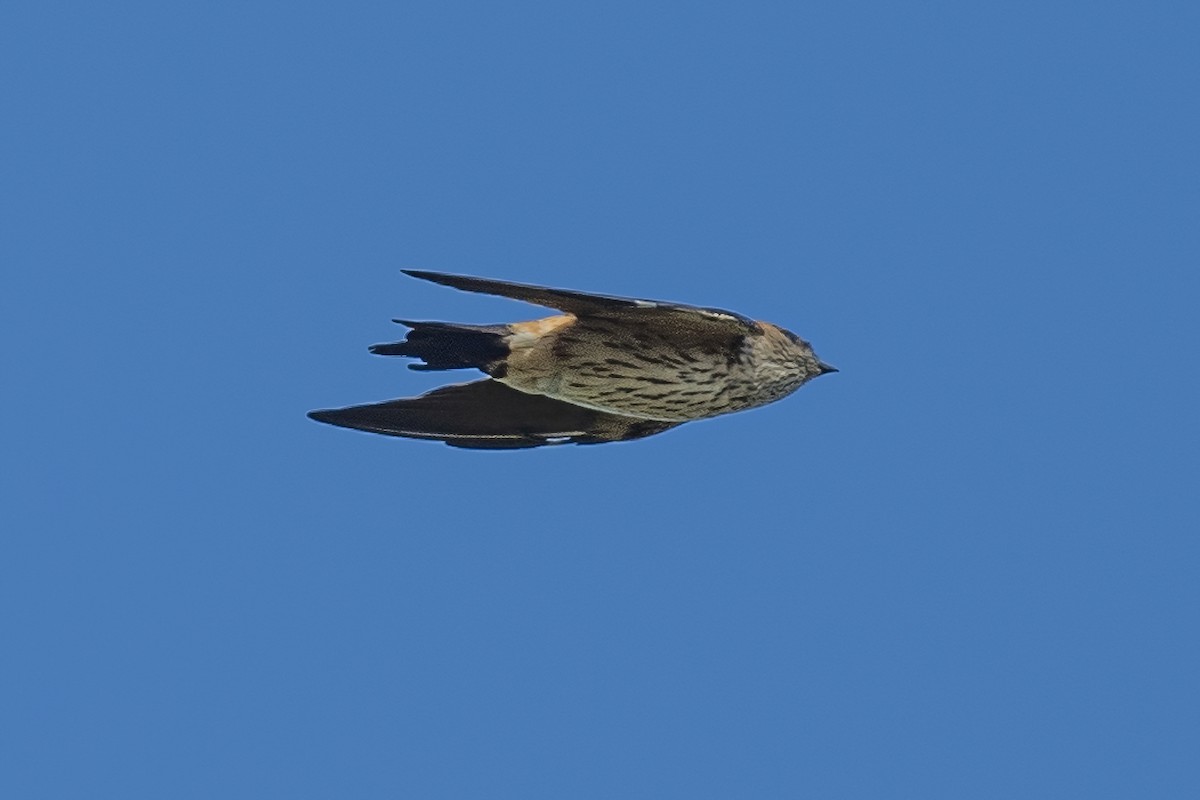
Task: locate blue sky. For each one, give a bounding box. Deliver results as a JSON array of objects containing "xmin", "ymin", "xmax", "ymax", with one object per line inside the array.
[{"xmin": 2, "ymin": 1, "xmax": 1197, "ymax": 797}]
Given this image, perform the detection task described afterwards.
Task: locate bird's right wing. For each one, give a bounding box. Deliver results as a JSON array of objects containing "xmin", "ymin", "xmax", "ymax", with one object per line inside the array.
[{"xmin": 307, "ymin": 379, "xmax": 679, "ymax": 449}]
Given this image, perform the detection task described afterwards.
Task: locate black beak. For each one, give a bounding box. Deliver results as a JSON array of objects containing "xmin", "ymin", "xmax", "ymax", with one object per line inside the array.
[{"xmin": 817, "ymin": 362, "xmax": 839, "ymax": 375}]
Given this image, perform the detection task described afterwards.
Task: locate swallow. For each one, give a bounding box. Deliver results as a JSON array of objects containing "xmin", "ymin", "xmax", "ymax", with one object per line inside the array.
[{"xmin": 308, "ymin": 270, "xmax": 836, "ymax": 448}]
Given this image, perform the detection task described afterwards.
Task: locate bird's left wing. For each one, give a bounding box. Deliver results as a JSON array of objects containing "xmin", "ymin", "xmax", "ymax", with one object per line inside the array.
[{"xmin": 402, "ymin": 270, "xmax": 758, "ymax": 335}]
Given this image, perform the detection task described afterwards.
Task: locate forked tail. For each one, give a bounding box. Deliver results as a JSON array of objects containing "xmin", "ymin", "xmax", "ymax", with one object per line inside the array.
[{"xmin": 370, "ymin": 320, "xmax": 509, "ymax": 374}]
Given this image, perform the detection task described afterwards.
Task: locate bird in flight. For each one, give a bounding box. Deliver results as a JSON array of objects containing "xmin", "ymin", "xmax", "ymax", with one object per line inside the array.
[{"xmin": 308, "ymin": 270, "xmax": 837, "ymax": 449}]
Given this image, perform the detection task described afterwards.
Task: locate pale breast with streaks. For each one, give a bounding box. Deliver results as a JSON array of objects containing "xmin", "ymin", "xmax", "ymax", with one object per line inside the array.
[{"xmin": 500, "ymin": 315, "xmax": 772, "ymax": 421}]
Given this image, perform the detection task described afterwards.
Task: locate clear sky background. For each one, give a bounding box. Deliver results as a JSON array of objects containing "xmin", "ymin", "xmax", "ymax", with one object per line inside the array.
[{"xmin": 3, "ymin": 2, "xmax": 1197, "ymax": 798}]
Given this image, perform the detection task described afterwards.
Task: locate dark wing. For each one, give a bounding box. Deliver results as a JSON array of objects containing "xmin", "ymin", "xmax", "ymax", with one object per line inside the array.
[
  {"xmin": 402, "ymin": 270, "xmax": 758, "ymax": 334},
  {"xmin": 308, "ymin": 379, "xmax": 680, "ymax": 449}
]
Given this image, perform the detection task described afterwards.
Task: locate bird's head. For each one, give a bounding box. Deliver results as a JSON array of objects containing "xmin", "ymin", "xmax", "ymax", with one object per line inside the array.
[{"xmin": 777, "ymin": 326, "xmax": 838, "ymax": 381}]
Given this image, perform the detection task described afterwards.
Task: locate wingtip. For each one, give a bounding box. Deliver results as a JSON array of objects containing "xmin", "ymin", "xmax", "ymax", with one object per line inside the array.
[
  {"xmin": 401, "ymin": 268, "xmax": 444, "ymax": 282},
  {"xmin": 307, "ymin": 409, "xmax": 339, "ymax": 425},
  {"xmin": 307, "ymin": 406, "xmax": 383, "ymax": 434},
  {"xmin": 401, "ymin": 269, "xmax": 487, "ymax": 292}
]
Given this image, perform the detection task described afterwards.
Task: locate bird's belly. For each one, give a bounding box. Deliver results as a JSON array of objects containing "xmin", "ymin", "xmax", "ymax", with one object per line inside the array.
[{"xmin": 503, "ymin": 327, "xmax": 759, "ymax": 421}]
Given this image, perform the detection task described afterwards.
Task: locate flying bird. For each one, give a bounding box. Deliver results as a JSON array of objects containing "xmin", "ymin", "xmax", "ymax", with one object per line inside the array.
[{"xmin": 308, "ymin": 270, "xmax": 837, "ymax": 448}]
